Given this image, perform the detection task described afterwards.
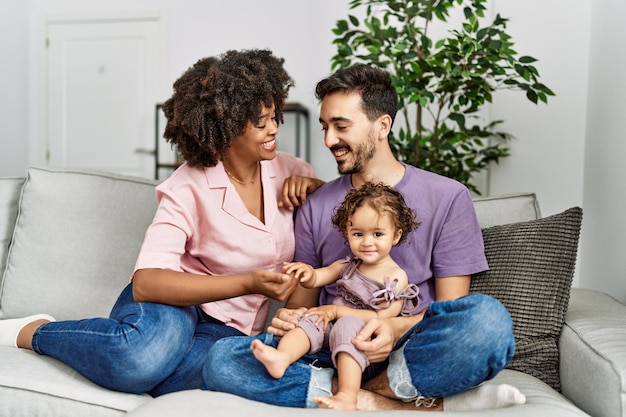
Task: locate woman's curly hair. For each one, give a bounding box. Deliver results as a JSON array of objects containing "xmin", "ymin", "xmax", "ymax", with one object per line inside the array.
[
  {"xmin": 161, "ymin": 49, "xmax": 294, "ymax": 167},
  {"xmin": 332, "ymin": 182, "xmax": 419, "ymax": 245}
]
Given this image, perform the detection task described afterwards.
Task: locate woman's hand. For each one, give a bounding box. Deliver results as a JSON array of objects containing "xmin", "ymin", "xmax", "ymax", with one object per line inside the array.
[
  {"xmin": 267, "ymin": 306, "xmax": 308, "ymax": 337},
  {"xmin": 279, "ymin": 176, "xmax": 325, "ymax": 210},
  {"xmin": 248, "ymin": 270, "xmax": 299, "ymax": 302},
  {"xmin": 282, "ymin": 261, "xmax": 315, "ymax": 287},
  {"xmin": 351, "ymin": 317, "xmax": 396, "ymax": 363}
]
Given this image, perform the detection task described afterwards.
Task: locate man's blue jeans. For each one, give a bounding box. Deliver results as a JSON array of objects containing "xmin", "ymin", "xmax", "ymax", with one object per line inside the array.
[
  {"xmin": 31, "ymin": 283, "xmax": 243, "ymax": 396},
  {"xmin": 204, "ymin": 293, "xmax": 515, "ymax": 408}
]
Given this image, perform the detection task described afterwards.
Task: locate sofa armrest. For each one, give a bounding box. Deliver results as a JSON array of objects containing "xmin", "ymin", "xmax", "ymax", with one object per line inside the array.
[{"xmin": 559, "ymin": 288, "xmax": 626, "ymax": 417}]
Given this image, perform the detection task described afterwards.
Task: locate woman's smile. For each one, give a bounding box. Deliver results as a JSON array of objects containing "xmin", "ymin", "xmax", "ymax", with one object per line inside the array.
[{"xmin": 262, "ymin": 139, "xmax": 277, "ymax": 151}]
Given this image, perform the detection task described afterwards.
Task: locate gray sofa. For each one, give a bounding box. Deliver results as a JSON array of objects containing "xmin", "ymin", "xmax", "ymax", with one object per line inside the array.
[{"xmin": 0, "ymin": 166, "xmax": 624, "ymax": 417}]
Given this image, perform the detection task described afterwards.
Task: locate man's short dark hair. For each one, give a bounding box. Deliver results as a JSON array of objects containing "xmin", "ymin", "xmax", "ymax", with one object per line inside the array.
[{"xmin": 315, "ymin": 64, "xmax": 398, "ymax": 123}]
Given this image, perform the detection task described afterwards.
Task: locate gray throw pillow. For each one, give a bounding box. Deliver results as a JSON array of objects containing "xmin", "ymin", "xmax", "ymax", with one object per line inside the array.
[{"xmin": 470, "ymin": 207, "xmax": 583, "ymax": 392}]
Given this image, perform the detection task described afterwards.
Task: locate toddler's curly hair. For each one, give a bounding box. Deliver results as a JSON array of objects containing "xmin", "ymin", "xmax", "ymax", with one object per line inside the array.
[
  {"xmin": 332, "ymin": 182, "xmax": 419, "ymax": 245},
  {"xmin": 161, "ymin": 49, "xmax": 294, "ymax": 167}
]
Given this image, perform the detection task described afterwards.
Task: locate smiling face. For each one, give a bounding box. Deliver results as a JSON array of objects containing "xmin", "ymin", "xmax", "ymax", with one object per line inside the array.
[
  {"xmin": 346, "ymin": 204, "xmax": 402, "ymax": 266},
  {"xmin": 319, "ymin": 92, "xmax": 378, "ymax": 175},
  {"xmin": 228, "ymin": 103, "xmax": 279, "ymax": 163}
]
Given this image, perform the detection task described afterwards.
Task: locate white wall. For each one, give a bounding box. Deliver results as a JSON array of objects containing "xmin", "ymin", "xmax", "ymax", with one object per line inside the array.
[
  {"xmin": 580, "ymin": 0, "xmax": 626, "ymax": 303},
  {"xmin": 18, "ymin": 0, "xmax": 348, "ymax": 182},
  {"xmin": 0, "ymin": 0, "xmax": 623, "ymax": 302},
  {"xmin": 489, "ymin": 1, "xmax": 590, "ymax": 220},
  {"xmin": 0, "ymin": 0, "xmax": 29, "ymax": 177}
]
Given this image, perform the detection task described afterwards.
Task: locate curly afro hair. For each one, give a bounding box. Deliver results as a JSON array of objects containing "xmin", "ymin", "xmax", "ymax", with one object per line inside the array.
[
  {"xmin": 332, "ymin": 182, "xmax": 419, "ymax": 245},
  {"xmin": 161, "ymin": 49, "xmax": 294, "ymax": 167}
]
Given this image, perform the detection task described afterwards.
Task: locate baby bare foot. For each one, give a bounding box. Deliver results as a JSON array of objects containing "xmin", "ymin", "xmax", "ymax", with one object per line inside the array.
[
  {"xmin": 249, "ymin": 339, "xmax": 290, "ymax": 379},
  {"xmin": 314, "ymin": 392, "xmax": 357, "ymax": 410}
]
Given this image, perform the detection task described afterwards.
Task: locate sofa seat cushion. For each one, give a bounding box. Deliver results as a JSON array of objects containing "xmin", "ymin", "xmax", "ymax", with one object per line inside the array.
[
  {"xmin": 471, "ymin": 207, "xmax": 583, "ymax": 392},
  {"xmin": 0, "ymin": 167, "xmax": 158, "ymax": 320},
  {"xmin": 126, "ymin": 370, "xmax": 586, "ymax": 416},
  {"xmin": 0, "ymin": 347, "xmax": 150, "ymax": 417}
]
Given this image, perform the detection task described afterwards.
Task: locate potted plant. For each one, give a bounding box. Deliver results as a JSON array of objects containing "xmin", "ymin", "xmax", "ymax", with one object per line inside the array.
[{"xmin": 331, "ymin": 0, "xmax": 554, "ymax": 194}]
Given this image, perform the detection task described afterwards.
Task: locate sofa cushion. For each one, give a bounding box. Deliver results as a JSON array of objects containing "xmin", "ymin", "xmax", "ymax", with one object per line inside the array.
[
  {"xmin": 0, "ymin": 347, "xmax": 150, "ymax": 417},
  {"xmin": 470, "ymin": 207, "xmax": 583, "ymax": 392},
  {"xmin": 0, "ymin": 167, "xmax": 158, "ymax": 320},
  {"xmin": 126, "ymin": 370, "xmax": 589, "ymax": 417},
  {"xmin": 0, "ymin": 178, "xmax": 25, "ymax": 291}
]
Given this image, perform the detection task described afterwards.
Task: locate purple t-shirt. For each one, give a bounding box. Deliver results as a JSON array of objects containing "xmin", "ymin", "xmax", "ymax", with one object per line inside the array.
[{"xmin": 294, "ymin": 164, "xmax": 488, "ymax": 314}]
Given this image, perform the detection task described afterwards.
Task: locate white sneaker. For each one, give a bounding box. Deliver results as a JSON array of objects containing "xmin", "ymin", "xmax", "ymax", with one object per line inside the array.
[{"xmin": 0, "ymin": 314, "xmax": 56, "ymax": 347}]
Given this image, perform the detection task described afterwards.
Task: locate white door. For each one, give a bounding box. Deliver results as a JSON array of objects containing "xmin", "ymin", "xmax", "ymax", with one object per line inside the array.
[{"xmin": 46, "ymin": 15, "xmax": 163, "ymax": 179}]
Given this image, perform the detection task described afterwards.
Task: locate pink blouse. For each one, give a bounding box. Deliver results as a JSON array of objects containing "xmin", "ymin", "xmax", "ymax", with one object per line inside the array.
[{"xmin": 133, "ymin": 152, "xmax": 315, "ymax": 335}]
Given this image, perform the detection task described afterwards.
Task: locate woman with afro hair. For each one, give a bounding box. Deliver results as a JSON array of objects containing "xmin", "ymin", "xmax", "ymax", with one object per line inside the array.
[{"xmin": 0, "ymin": 49, "xmax": 323, "ymax": 396}]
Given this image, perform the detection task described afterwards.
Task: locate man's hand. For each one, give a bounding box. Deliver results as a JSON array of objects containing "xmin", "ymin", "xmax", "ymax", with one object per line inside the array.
[
  {"xmin": 352, "ymin": 317, "xmax": 395, "ymax": 363},
  {"xmin": 267, "ymin": 306, "xmax": 308, "ymax": 337},
  {"xmin": 279, "ymin": 176, "xmax": 325, "ymax": 210}
]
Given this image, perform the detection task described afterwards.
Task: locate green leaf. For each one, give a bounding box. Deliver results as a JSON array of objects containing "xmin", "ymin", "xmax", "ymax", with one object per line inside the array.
[
  {"xmin": 518, "ymin": 55, "xmax": 538, "ymax": 64},
  {"xmin": 538, "ymin": 83, "xmax": 556, "ymax": 96},
  {"xmin": 336, "ymin": 19, "xmax": 349, "ymax": 32},
  {"xmin": 449, "ymin": 112, "xmax": 466, "ymax": 129}
]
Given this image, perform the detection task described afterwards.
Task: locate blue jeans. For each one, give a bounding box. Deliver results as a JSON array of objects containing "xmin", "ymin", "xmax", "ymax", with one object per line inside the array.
[
  {"xmin": 204, "ymin": 293, "xmax": 515, "ymax": 407},
  {"xmin": 31, "ymin": 283, "xmax": 244, "ymax": 396}
]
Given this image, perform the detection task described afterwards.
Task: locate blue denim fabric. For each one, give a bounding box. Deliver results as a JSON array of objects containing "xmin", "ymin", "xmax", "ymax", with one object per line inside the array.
[
  {"xmin": 31, "ymin": 283, "xmax": 243, "ymax": 396},
  {"xmin": 204, "ymin": 293, "xmax": 514, "ymax": 407},
  {"xmin": 388, "ymin": 293, "xmax": 515, "ymax": 399},
  {"xmin": 204, "ymin": 333, "xmax": 335, "ymax": 408}
]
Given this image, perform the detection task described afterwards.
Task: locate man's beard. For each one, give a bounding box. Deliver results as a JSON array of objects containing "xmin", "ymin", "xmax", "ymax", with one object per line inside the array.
[{"xmin": 335, "ymin": 133, "xmax": 376, "ymax": 175}]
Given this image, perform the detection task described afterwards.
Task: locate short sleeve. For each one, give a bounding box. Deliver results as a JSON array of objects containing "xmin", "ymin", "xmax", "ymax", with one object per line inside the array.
[{"xmin": 432, "ymin": 188, "xmax": 488, "ymax": 278}]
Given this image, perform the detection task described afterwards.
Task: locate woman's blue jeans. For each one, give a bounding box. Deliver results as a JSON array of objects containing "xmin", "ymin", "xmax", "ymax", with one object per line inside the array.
[
  {"xmin": 204, "ymin": 293, "xmax": 515, "ymax": 408},
  {"xmin": 31, "ymin": 283, "xmax": 243, "ymax": 396}
]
